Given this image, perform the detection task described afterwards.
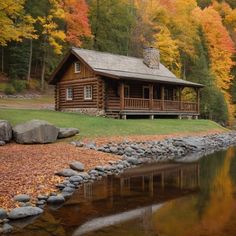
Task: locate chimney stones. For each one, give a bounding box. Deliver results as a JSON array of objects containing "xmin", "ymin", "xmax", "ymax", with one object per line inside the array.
[{"xmin": 143, "ymin": 47, "xmax": 160, "ymax": 69}]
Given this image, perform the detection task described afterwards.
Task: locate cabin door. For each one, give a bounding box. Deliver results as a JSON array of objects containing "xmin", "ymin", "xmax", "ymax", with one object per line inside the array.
[{"xmin": 143, "ymin": 86, "xmax": 150, "ymax": 99}]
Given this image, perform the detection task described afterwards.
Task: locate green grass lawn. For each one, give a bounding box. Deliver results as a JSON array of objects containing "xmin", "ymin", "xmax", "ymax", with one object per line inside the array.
[{"xmin": 0, "ymin": 108, "xmax": 226, "ymax": 138}]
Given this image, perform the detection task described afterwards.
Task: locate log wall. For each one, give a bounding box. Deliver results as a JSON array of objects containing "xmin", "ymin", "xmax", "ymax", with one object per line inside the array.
[
  {"xmin": 55, "ymin": 56, "xmax": 104, "ymax": 111},
  {"xmin": 57, "ymin": 78, "xmax": 99, "ymax": 110}
]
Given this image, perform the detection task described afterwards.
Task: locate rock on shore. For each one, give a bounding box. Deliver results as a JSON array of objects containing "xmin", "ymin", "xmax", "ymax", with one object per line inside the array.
[
  {"xmin": 96, "ymin": 132, "xmax": 236, "ymax": 163},
  {"xmin": 8, "ymin": 207, "xmax": 43, "ymax": 220},
  {"xmin": 0, "ymin": 120, "xmax": 12, "ymax": 142},
  {"xmin": 58, "ymin": 128, "xmax": 79, "ymax": 139},
  {"xmin": 13, "ymin": 120, "xmax": 59, "ymax": 144}
]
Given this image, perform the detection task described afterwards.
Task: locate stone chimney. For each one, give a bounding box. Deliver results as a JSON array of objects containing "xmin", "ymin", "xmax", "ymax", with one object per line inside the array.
[{"xmin": 143, "ymin": 47, "xmax": 160, "ymax": 69}]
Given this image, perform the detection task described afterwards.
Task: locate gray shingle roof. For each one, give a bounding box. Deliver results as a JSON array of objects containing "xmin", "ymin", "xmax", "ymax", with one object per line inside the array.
[{"xmin": 72, "ymin": 48, "xmax": 203, "ymax": 87}]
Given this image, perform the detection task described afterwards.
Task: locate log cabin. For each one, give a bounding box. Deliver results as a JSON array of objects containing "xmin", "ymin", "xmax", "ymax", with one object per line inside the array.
[{"xmin": 49, "ymin": 47, "xmax": 203, "ymax": 119}]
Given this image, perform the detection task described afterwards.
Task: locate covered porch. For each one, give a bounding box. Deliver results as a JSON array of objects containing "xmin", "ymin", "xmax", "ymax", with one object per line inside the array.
[{"xmin": 117, "ymin": 80, "xmax": 200, "ymax": 118}]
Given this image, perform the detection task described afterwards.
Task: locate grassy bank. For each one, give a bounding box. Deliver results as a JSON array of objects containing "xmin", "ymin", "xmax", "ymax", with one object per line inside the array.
[
  {"xmin": 0, "ymin": 108, "xmax": 226, "ymax": 138},
  {"xmin": 0, "ymin": 95, "xmax": 53, "ymax": 108}
]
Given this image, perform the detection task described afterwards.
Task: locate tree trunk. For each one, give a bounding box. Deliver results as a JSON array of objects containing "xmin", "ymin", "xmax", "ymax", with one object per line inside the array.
[
  {"xmin": 94, "ymin": 0, "xmax": 100, "ymax": 49},
  {"xmin": 27, "ymin": 39, "xmax": 33, "ymax": 82},
  {"xmin": 41, "ymin": 48, "xmax": 46, "ymax": 92},
  {"xmin": 183, "ymin": 58, "xmax": 186, "ymax": 80}
]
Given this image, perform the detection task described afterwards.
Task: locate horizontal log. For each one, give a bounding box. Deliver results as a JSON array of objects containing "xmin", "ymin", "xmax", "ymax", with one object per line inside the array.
[
  {"xmin": 60, "ymin": 78, "xmax": 98, "ymax": 85},
  {"xmin": 59, "ymin": 104, "xmax": 97, "ymax": 108}
]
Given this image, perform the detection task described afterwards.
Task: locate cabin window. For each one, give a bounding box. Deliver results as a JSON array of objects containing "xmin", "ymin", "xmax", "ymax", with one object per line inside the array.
[
  {"xmin": 84, "ymin": 85, "xmax": 92, "ymax": 100},
  {"xmin": 66, "ymin": 88, "xmax": 73, "ymax": 101},
  {"xmin": 124, "ymin": 85, "xmax": 130, "ymax": 98},
  {"xmin": 74, "ymin": 61, "xmax": 81, "ymax": 73}
]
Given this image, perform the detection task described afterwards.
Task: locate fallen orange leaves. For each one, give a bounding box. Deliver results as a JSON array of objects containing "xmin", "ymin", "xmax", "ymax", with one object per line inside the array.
[{"xmin": 0, "ymin": 143, "xmax": 118, "ymax": 210}]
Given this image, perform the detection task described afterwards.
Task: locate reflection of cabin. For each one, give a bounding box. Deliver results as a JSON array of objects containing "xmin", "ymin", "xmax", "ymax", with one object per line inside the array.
[
  {"xmin": 50, "ymin": 47, "xmax": 203, "ymax": 119},
  {"xmin": 56, "ymin": 163, "xmax": 200, "ymax": 236},
  {"xmin": 65, "ymin": 163, "xmax": 200, "ymax": 207},
  {"xmin": 117, "ymin": 163, "xmax": 200, "ymax": 197}
]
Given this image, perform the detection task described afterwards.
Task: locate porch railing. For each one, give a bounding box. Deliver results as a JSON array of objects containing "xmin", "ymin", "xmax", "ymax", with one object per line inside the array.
[
  {"xmin": 124, "ymin": 98, "xmax": 150, "ymax": 110},
  {"xmin": 124, "ymin": 98, "xmax": 198, "ymax": 112}
]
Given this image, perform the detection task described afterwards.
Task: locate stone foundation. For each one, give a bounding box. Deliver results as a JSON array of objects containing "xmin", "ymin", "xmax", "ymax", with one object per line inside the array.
[{"xmin": 60, "ymin": 108, "xmax": 105, "ymax": 116}]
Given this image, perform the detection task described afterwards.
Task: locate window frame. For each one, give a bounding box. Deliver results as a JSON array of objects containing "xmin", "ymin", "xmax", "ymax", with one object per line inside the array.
[
  {"xmin": 74, "ymin": 61, "xmax": 81, "ymax": 73},
  {"xmin": 66, "ymin": 87, "xmax": 73, "ymax": 101},
  {"xmin": 84, "ymin": 85, "xmax": 93, "ymax": 100}
]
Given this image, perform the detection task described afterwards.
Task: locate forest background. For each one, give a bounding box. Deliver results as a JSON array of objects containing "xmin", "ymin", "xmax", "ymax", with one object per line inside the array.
[{"xmin": 1, "ymin": 0, "xmax": 236, "ymax": 124}]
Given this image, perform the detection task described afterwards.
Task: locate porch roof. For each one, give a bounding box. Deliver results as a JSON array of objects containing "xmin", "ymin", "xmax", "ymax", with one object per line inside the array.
[
  {"xmin": 95, "ymin": 69, "xmax": 203, "ymax": 87},
  {"xmin": 72, "ymin": 48, "xmax": 203, "ymax": 88}
]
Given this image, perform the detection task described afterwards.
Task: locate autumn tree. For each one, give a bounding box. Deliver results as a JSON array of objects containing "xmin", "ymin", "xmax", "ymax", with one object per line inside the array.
[
  {"xmin": 35, "ymin": 0, "xmax": 65, "ymax": 90},
  {"xmin": 0, "ymin": 1, "xmax": 35, "ymax": 46},
  {"xmin": 153, "ymin": 26, "xmax": 181, "ymax": 76},
  {"xmin": 158, "ymin": 0, "xmax": 200, "ymax": 78},
  {"xmin": 194, "ymin": 6, "xmax": 235, "ymax": 122},
  {"xmin": 129, "ymin": 0, "xmax": 159, "ymax": 57},
  {"xmin": 63, "ymin": 0, "xmax": 91, "ymax": 47},
  {"xmin": 0, "ymin": 1, "xmax": 36, "ymax": 73}
]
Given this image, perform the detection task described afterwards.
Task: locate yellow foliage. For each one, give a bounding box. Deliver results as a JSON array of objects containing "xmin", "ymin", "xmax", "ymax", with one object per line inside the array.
[
  {"xmin": 153, "ymin": 26, "xmax": 181, "ymax": 76},
  {"xmin": 0, "ymin": 1, "xmax": 37, "ymax": 45},
  {"xmin": 37, "ymin": 2, "xmax": 66, "ymax": 55},
  {"xmin": 158, "ymin": 0, "xmax": 200, "ymax": 58}
]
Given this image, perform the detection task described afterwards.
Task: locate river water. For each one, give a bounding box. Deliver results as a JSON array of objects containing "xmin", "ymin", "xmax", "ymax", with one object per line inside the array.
[{"xmin": 12, "ymin": 147, "xmax": 236, "ymax": 236}]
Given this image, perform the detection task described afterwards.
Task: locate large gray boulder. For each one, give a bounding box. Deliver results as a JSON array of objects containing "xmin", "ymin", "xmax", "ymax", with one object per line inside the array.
[
  {"xmin": 13, "ymin": 120, "xmax": 59, "ymax": 144},
  {"xmin": 8, "ymin": 206, "xmax": 43, "ymax": 220},
  {"xmin": 0, "ymin": 120, "xmax": 12, "ymax": 142},
  {"xmin": 58, "ymin": 128, "xmax": 79, "ymax": 139}
]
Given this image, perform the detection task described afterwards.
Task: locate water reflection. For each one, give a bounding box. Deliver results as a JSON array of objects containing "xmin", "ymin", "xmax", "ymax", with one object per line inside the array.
[
  {"xmin": 12, "ymin": 162, "xmax": 199, "ymax": 236},
  {"xmin": 13, "ymin": 148, "xmax": 236, "ymax": 236},
  {"xmin": 150, "ymin": 148, "xmax": 236, "ymax": 236}
]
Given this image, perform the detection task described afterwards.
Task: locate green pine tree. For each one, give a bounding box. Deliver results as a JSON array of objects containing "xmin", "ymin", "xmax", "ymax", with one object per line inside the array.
[{"xmin": 88, "ymin": 0, "xmax": 135, "ymax": 55}]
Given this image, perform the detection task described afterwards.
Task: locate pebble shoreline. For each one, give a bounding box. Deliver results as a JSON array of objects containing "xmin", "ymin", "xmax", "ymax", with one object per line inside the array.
[{"xmin": 1, "ymin": 131, "xmax": 236, "ymax": 234}]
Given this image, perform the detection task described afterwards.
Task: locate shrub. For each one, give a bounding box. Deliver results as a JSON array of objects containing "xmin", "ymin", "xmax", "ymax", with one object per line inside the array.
[
  {"xmin": 4, "ymin": 84, "xmax": 16, "ymax": 95},
  {"xmin": 26, "ymin": 79, "xmax": 40, "ymax": 91},
  {"xmin": 12, "ymin": 80, "xmax": 27, "ymax": 93}
]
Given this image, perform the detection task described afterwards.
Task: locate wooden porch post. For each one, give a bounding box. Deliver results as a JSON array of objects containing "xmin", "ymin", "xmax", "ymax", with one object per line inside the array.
[
  {"xmin": 55, "ymin": 84, "xmax": 60, "ymax": 111},
  {"xmin": 161, "ymin": 85, "xmax": 165, "ymax": 110},
  {"xmin": 120, "ymin": 81, "xmax": 124, "ymax": 110},
  {"xmin": 179, "ymin": 87, "xmax": 182, "ymax": 110},
  {"xmin": 149, "ymin": 84, "xmax": 153, "ymax": 110},
  {"xmin": 196, "ymin": 88, "xmax": 200, "ymax": 113}
]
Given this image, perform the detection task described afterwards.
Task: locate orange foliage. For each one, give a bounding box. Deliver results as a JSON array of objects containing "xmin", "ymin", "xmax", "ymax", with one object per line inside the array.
[
  {"xmin": 194, "ymin": 6, "xmax": 235, "ymax": 122},
  {"xmin": 63, "ymin": 0, "xmax": 91, "ymax": 47},
  {"xmin": 158, "ymin": 0, "xmax": 199, "ymax": 58}
]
